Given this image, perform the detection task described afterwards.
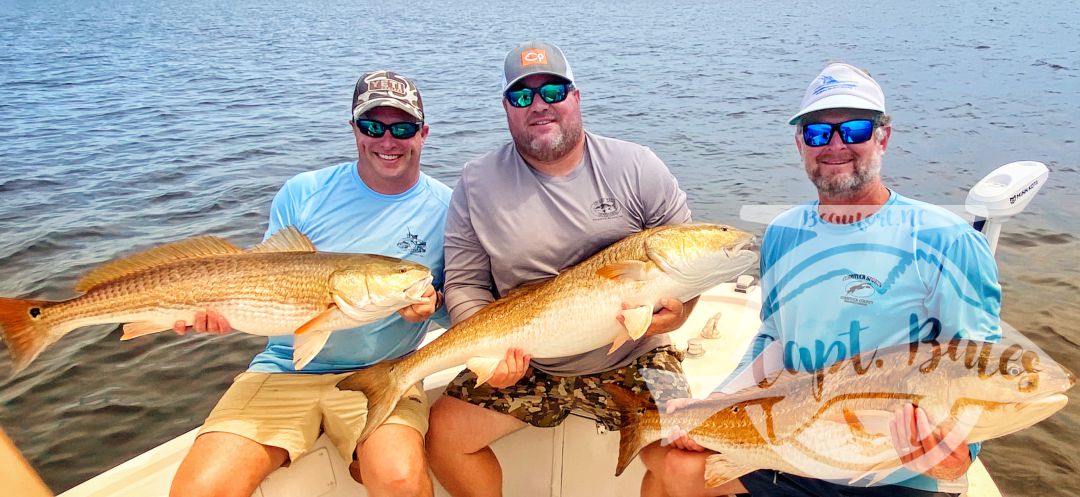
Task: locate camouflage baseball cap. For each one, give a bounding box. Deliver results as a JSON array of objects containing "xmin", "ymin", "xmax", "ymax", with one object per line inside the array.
[
  {"xmin": 352, "ymin": 70, "xmax": 424, "ymax": 121},
  {"xmin": 502, "ymin": 40, "xmax": 575, "ymax": 92}
]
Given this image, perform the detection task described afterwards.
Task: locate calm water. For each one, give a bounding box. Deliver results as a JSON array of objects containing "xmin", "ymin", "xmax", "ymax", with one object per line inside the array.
[{"xmin": 1, "ymin": 0, "xmax": 1078, "ymax": 494}]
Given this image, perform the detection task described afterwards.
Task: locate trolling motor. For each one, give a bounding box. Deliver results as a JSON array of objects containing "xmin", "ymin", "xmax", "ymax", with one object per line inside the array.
[{"xmin": 965, "ymin": 161, "xmax": 1050, "ymax": 254}]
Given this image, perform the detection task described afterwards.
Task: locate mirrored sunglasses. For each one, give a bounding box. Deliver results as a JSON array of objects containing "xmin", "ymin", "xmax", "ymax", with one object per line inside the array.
[
  {"xmin": 354, "ymin": 119, "xmax": 423, "ymax": 139},
  {"xmin": 504, "ymin": 82, "xmax": 574, "ymax": 108},
  {"xmin": 802, "ymin": 119, "xmax": 876, "ymax": 147}
]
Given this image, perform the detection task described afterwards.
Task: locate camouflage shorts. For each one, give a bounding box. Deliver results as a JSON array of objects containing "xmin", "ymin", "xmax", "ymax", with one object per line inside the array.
[{"xmin": 443, "ymin": 345, "xmax": 689, "ymax": 431}]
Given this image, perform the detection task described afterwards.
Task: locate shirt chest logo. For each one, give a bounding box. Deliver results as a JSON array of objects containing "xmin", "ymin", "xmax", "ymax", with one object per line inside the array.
[
  {"xmin": 840, "ymin": 274, "xmax": 881, "ymax": 306},
  {"xmin": 591, "ymin": 197, "xmax": 621, "ymax": 220},
  {"xmin": 397, "ymin": 229, "xmax": 428, "ymax": 255}
]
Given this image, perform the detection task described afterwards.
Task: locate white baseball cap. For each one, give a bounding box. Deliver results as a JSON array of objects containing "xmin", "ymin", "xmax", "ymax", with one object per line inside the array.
[{"xmin": 789, "ymin": 62, "xmax": 886, "ymax": 124}]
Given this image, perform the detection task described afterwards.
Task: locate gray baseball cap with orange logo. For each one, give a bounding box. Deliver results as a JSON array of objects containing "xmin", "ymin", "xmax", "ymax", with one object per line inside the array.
[
  {"xmin": 352, "ymin": 70, "xmax": 425, "ymax": 121},
  {"xmin": 502, "ymin": 41, "xmax": 575, "ymax": 92}
]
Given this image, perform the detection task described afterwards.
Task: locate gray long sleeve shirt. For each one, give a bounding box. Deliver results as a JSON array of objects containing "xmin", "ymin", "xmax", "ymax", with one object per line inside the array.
[{"xmin": 443, "ymin": 131, "xmax": 692, "ymax": 375}]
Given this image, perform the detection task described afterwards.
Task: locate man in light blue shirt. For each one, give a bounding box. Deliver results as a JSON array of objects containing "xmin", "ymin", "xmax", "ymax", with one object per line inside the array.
[
  {"xmin": 662, "ymin": 63, "xmax": 1001, "ymax": 497},
  {"xmin": 169, "ymin": 71, "xmax": 452, "ymax": 497}
]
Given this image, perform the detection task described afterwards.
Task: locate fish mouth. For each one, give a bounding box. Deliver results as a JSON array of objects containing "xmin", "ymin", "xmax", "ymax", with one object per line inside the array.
[
  {"xmin": 724, "ymin": 237, "xmax": 758, "ymax": 259},
  {"xmin": 966, "ymin": 392, "xmax": 1070, "ymax": 442},
  {"xmin": 1015, "ymin": 393, "xmax": 1069, "ymax": 413},
  {"xmin": 404, "ymin": 274, "xmax": 434, "ymax": 302}
]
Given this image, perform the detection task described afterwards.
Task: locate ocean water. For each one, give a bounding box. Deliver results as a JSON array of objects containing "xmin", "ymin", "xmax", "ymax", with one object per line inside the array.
[{"xmin": 1, "ymin": 0, "xmax": 1077, "ymax": 494}]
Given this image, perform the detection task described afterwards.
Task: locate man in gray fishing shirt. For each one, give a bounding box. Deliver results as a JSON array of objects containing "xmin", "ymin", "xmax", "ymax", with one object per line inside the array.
[{"xmin": 426, "ymin": 40, "xmax": 696, "ymax": 497}]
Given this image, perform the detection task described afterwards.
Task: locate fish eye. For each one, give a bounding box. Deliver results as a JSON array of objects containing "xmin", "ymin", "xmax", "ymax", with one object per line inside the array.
[
  {"xmin": 1007, "ymin": 364, "xmax": 1022, "ymax": 376},
  {"xmin": 731, "ymin": 405, "xmax": 740, "ymax": 413}
]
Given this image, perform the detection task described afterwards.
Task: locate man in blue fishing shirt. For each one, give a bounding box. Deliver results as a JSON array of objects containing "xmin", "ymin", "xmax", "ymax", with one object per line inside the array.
[
  {"xmin": 662, "ymin": 62, "xmax": 1001, "ymax": 497},
  {"xmin": 169, "ymin": 70, "xmax": 452, "ymax": 497}
]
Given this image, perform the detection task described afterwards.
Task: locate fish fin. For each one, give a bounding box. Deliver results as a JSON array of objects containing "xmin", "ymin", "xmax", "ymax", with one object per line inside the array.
[
  {"xmin": 337, "ymin": 359, "xmax": 408, "ymax": 442},
  {"xmin": 703, "ymin": 454, "xmax": 755, "ymax": 488},
  {"xmin": 609, "ymin": 305, "xmax": 654, "ymax": 354},
  {"xmin": 596, "ymin": 261, "xmax": 656, "ymax": 281},
  {"xmin": 864, "ymin": 469, "xmax": 901, "ymax": 486},
  {"xmin": 827, "ymin": 408, "xmax": 894, "ymax": 438},
  {"xmin": 293, "ymin": 305, "xmax": 340, "ymax": 336},
  {"xmin": 601, "ymin": 384, "xmax": 660, "ymax": 476},
  {"xmin": 848, "ymin": 458, "xmax": 902, "ymax": 486},
  {"xmin": 293, "ymin": 329, "xmax": 332, "ymax": 370},
  {"xmin": 620, "ymin": 305, "xmax": 653, "ymax": 340},
  {"xmin": 120, "ymin": 322, "xmax": 171, "ymax": 340},
  {"xmin": 608, "ymin": 330, "xmax": 631, "ymax": 354},
  {"xmin": 466, "ymin": 357, "xmax": 503, "ymax": 386},
  {"xmin": 0, "ymin": 297, "xmax": 58, "ymax": 375},
  {"xmin": 248, "ymin": 226, "xmax": 316, "ymax": 253},
  {"xmin": 75, "ymin": 236, "xmax": 243, "ymax": 292}
]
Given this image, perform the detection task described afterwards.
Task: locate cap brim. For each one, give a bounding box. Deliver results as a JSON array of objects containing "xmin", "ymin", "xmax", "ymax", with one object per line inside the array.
[
  {"xmin": 352, "ymin": 98, "xmax": 423, "ymax": 121},
  {"xmin": 502, "ymin": 71, "xmax": 573, "ymax": 92},
  {"xmin": 788, "ymin": 95, "xmax": 885, "ymax": 124}
]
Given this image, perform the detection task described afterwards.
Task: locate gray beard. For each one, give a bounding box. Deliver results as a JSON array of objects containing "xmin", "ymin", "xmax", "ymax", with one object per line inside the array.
[
  {"xmin": 811, "ymin": 155, "xmax": 882, "ymax": 199},
  {"xmin": 514, "ymin": 119, "xmax": 583, "ymax": 163}
]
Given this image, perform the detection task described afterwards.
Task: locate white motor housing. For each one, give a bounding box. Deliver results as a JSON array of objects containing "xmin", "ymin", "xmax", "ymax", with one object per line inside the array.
[
  {"xmin": 965, "ymin": 161, "xmax": 1049, "ymax": 254},
  {"xmin": 966, "ymin": 160, "xmax": 1049, "ymax": 220}
]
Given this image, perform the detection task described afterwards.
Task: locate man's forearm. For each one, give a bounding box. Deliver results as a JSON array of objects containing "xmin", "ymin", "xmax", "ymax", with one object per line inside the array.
[{"xmin": 445, "ymin": 286, "xmax": 496, "ymax": 326}]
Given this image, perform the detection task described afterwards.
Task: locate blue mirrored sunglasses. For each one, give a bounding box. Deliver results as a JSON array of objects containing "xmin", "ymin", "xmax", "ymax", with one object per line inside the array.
[
  {"xmin": 504, "ymin": 82, "xmax": 574, "ymax": 108},
  {"xmin": 354, "ymin": 119, "xmax": 423, "ymax": 139},
  {"xmin": 802, "ymin": 119, "xmax": 875, "ymax": 147}
]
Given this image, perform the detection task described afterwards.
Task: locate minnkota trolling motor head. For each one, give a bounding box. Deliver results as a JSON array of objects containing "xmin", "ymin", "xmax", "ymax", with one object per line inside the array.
[{"xmin": 966, "ymin": 161, "xmax": 1050, "ymax": 254}]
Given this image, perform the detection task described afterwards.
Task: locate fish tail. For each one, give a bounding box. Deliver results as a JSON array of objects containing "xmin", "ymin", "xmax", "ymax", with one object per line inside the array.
[
  {"xmin": 602, "ymin": 383, "xmax": 655, "ymax": 477},
  {"xmin": 337, "ymin": 359, "xmax": 408, "ymax": 442},
  {"xmin": 0, "ymin": 297, "xmax": 57, "ymax": 375}
]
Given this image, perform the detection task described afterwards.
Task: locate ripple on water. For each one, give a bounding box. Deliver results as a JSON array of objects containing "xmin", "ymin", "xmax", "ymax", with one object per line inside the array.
[{"xmin": 999, "ymin": 229, "xmax": 1076, "ymax": 248}]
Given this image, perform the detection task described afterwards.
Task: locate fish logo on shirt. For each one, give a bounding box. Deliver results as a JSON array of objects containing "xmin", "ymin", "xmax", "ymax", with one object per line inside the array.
[
  {"xmin": 841, "ymin": 274, "xmax": 881, "ymax": 305},
  {"xmin": 397, "ymin": 229, "xmax": 428, "ymax": 255},
  {"xmin": 846, "ymin": 282, "xmax": 873, "ymax": 297}
]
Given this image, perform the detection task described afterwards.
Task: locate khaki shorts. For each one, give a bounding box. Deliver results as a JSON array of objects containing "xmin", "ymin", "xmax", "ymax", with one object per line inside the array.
[
  {"xmin": 200, "ymin": 372, "xmax": 428, "ymax": 463},
  {"xmin": 443, "ymin": 345, "xmax": 688, "ymax": 431}
]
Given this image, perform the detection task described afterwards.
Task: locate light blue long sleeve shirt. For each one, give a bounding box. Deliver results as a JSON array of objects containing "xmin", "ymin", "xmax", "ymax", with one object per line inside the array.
[{"xmin": 720, "ymin": 190, "xmax": 1001, "ymax": 492}]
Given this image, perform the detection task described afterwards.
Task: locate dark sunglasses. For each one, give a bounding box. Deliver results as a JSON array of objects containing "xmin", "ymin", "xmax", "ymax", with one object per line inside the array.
[
  {"xmin": 504, "ymin": 82, "xmax": 574, "ymax": 108},
  {"xmin": 802, "ymin": 119, "xmax": 876, "ymax": 147},
  {"xmin": 354, "ymin": 119, "xmax": 423, "ymax": 139}
]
